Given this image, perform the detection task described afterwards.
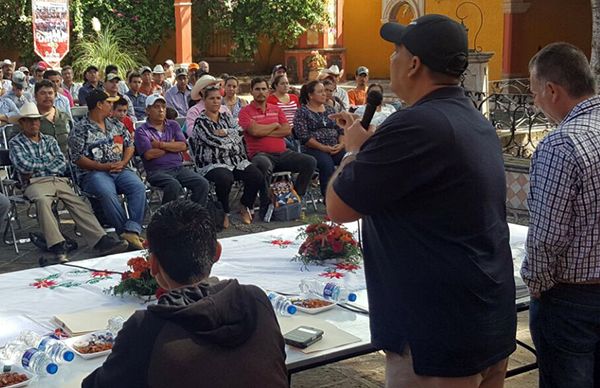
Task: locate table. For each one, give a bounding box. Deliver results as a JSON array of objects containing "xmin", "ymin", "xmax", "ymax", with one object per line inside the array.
[{"xmin": 0, "ymin": 222, "xmax": 530, "ymax": 387}]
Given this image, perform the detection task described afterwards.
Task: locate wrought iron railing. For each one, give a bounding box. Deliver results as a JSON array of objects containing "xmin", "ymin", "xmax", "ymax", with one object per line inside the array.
[{"xmin": 464, "ymin": 78, "xmax": 554, "ymax": 158}]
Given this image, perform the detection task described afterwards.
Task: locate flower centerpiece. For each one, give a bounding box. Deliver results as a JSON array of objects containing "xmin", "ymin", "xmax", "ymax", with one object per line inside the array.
[
  {"xmin": 294, "ymin": 216, "xmax": 362, "ymax": 267},
  {"xmin": 110, "ymin": 256, "xmax": 164, "ymax": 299}
]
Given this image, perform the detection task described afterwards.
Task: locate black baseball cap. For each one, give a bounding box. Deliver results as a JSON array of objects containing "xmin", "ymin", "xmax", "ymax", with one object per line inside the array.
[
  {"xmin": 86, "ymin": 89, "xmax": 119, "ymax": 110},
  {"xmin": 380, "ymin": 14, "xmax": 468, "ymax": 76}
]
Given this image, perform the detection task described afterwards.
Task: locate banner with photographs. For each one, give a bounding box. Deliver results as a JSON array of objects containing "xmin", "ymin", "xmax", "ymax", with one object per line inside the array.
[{"xmin": 32, "ymin": 0, "xmax": 69, "ymax": 68}]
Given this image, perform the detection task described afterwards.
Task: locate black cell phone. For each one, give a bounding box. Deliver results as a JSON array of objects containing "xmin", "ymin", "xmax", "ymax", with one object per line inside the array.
[{"xmin": 284, "ymin": 326, "xmax": 324, "ymax": 349}]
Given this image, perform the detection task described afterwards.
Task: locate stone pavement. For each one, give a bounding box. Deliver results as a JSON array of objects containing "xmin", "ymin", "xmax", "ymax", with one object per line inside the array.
[{"xmin": 0, "ymin": 201, "xmax": 537, "ymax": 387}]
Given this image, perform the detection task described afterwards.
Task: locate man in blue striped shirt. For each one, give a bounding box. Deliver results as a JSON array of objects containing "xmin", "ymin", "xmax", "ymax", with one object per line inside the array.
[
  {"xmin": 523, "ymin": 42, "xmax": 600, "ymax": 387},
  {"xmin": 8, "ymin": 102, "xmax": 128, "ymax": 264}
]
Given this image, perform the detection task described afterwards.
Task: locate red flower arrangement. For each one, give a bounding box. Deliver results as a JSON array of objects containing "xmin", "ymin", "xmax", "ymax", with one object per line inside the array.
[
  {"xmin": 294, "ymin": 216, "xmax": 362, "ymax": 267},
  {"xmin": 110, "ymin": 256, "xmax": 162, "ymax": 299}
]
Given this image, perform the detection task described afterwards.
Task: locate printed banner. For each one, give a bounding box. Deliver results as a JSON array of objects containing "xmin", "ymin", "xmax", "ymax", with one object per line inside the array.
[{"xmin": 32, "ymin": 0, "xmax": 69, "ymax": 68}]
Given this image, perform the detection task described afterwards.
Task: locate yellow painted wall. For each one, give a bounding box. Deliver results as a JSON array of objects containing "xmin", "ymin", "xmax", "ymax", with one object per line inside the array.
[{"xmin": 343, "ymin": 0, "xmax": 504, "ymax": 80}]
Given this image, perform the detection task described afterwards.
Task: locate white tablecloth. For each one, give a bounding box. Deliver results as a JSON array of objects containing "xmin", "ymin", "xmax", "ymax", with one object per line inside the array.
[{"xmin": 0, "ymin": 222, "xmax": 529, "ymax": 387}]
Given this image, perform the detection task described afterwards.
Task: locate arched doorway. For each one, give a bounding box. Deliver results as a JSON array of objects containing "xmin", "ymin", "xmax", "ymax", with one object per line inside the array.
[{"xmin": 381, "ymin": 0, "xmax": 423, "ymax": 23}]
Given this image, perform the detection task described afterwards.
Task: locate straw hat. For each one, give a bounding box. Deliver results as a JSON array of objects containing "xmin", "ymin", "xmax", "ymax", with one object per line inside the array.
[
  {"xmin": 8, "ymin": 102, "xmax": 49, "ymax": 124},
  {"xmin": 190, "ymin": 75, "xmax": 222, "ymax": 101},
  {"xmin": 318, "ymin": 65, "xmax": 344, "ymax": 80}
]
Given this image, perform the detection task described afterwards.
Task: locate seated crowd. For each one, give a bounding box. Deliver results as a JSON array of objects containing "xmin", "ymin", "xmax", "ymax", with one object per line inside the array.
[{"xmin": 0, "ymin": 58, "xmax": 397, "ymax": 264}]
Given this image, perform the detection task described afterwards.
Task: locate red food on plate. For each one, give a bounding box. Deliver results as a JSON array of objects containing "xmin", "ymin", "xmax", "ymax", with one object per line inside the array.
[
  {"xmin": 0, "ymin": 372, "xmax": 28, "ymax": 387},
  {"xmin": 292, "ymin": 298, "xmax": 333, "ymax": 309}
]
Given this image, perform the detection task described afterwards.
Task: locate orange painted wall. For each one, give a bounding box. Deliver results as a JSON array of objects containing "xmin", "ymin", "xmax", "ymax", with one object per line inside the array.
[
  {"xmin": 508, "ymin": 0, "xmax": 591, "ymax": 77},
  {"xmin": 343, "ymin": 0, "xmax": 392, "ymax": 79},
  {"xmin": 343, "ymin": 0, "xmax": 504, "ymax": 80}
]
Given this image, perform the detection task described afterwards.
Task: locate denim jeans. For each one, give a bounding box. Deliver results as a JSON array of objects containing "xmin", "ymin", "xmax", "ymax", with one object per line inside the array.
[
  {"xmin": 147, "ymin": 166, "xmax": 209, "ymax": 206},
  {"xmin": 81, "ymin": 169, "xmax": 146, "ymax": 234},
  {"xmin": 303, "ymin": 148, "xmax": 344, "ymax": 197},
  {"xmin": 530, "ymin": 283, "xmax": 600, "ymax": 388}
]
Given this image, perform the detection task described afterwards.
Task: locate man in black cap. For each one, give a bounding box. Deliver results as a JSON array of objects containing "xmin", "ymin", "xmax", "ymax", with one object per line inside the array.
[
  {"xmin": 78, "ymin": 65, "xmax": 103, "ymax": 106},
  {"xmin": 69, "ymin": 89, "xmax": 147, "ymax": 250},
  {"xmin": 327, "ymin": 14, "xmax": 516, "ymax": 387}
]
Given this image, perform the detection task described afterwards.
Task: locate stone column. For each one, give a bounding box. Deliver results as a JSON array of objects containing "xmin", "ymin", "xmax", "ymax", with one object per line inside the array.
[
  {"xmin": 464, "ymin": 51, "xmax": 494, "ymax": 114},
  {"xmin": 174, "ymin": 1, "xmax": 193, "ymax": 65},
  {"xmin": 502, "ymin": 0, "xmax": 531, "ymax": 78}
]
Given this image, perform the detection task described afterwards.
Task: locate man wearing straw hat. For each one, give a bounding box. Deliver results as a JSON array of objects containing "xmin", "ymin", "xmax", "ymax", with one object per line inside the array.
[
  {"xmin": 318, "ymin": 65, "xmax": 349, "ymax": 109},
  {"xmin": 8, "ymin": 102, "xmax": 128, "ymax": 264}
]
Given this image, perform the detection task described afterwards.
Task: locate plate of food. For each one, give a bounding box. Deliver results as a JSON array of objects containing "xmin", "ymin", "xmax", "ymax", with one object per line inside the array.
[
  {"xmin": 0, "ymin": 366, "xmax": 33, "ymax": 388},
  {"xmin": 290, "ymin": 298, "xmax": 336, "ymax": 314},
  {"xmin": 63, "ymin": 332, "xmax": 115, "ymax": 359}
]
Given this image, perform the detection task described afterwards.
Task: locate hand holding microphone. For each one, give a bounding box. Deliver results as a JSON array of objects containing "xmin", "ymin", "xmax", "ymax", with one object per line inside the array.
[{"xmin": 329, "ymin": 89, "xmax": 383, "ymax": 153}]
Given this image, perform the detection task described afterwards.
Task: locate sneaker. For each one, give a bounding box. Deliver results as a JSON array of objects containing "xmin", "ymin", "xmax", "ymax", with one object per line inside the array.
[
  {"xmin": 239, "ymin": 207, "xmax": 252, "ymax": 225},
  {"xmin": 120, "ymin": 232, "xmax": 144, "ymax": 250},
  {"xmin": 94, "ymin": 235, "xmax": 129, "ymax": 255}
]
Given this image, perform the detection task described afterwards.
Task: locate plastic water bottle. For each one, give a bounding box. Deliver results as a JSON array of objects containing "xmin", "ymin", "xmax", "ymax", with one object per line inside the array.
[
  {"xmin": 17, "ymin": 331, "xmax": 74, "ymax": 363},
  {"xmin": 267, "ymin": 292, "xmax": 297, "ymax": 316},
  {"xmin": 107, "ymin": 316, "xmax": 125, "ymax": 335},
  {"xmin": 299, "ymin": 279, "xmax": 357, "ymax": 303},
  {"xmin": 0, "ymin": 343, "xmax": 58, "ymax": 375}
]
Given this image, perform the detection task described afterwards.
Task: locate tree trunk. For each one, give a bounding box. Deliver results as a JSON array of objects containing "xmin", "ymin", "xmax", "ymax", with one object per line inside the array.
[{"xmin": 591, "ymin": 0, "xmax": 600, "ymax": 91}]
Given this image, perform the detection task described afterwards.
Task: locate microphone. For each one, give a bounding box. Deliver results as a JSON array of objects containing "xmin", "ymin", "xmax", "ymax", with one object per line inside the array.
[{"xmin": 360, "ymin": 90, "xmax": 383, "ymax": 130}]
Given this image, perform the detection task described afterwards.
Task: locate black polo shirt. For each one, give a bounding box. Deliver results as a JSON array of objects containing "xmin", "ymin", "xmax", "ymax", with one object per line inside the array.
[{"xmin": 334, "ymin": 86, "xmax": 516, "ymax": 377}]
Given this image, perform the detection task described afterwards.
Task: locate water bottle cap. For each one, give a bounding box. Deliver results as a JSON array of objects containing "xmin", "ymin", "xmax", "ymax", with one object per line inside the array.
[
  {"xmin": 46, "ymin": 363, "xmax": 58, "ymax": 374},
  {"xmin": 348, "ymin": 293, "xmax": 357, "ymax": 302},
  {"xmin": 287, "ymin": 305, "xmax": 297, "ymax": 315},
  {"xmin": 64, "ymin": 350, "xmax": 75, "ymax": 362}
]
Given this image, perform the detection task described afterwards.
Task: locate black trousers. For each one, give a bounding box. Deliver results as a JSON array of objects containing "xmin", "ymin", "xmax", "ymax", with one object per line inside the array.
[
  {"xmin": 251, "ymin": 150, "xmax": 317, "ymax": 196},
  {"xmin": 204, "ymin": 165, "xmax": 268, "ymax": 213}
]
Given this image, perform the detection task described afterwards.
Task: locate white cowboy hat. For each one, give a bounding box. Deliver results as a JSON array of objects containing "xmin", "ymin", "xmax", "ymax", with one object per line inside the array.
[
  {"xmin": 318, "ymin": 65, "xmax": 344, "ymax": 80},
  {"xmin": 191, "ymin": 75, "xmax": 222, "ymax": 101},
  {"xmin": 8, "ymin": 102, "xmax": 49, "ymax": 124}
]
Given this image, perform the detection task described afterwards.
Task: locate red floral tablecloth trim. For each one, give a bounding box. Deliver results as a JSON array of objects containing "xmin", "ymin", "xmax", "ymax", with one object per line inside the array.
[{"xmin": 270, "ymin": 239, "xmax": 293, "ymax": 248}]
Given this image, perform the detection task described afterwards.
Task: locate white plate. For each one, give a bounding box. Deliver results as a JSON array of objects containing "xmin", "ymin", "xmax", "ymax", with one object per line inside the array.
[
  {"xmin": 290, "ymin": 299, "xmax": 337, "ymax": 314},
  {"xmin": 0, "ymin": 366, "xmax": 33, "ymax": 388},
  {"xmin": 63, "ymin": 334, "xmax": 113, "ymax": 360}
]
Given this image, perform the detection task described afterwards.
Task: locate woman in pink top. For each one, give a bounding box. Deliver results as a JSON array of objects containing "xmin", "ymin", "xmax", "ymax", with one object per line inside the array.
[{"xmin": 267, "ymin": 75, "xmax": 299, "ymax": 128}]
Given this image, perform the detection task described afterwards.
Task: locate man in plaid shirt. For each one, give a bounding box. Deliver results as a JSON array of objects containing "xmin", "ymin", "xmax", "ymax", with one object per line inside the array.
[
  {"xmin": 8, "ymin": 102, "xmax": 128, "ymax": 264},
  {"xmin": 522, "ymin": 42, "xmax": 600, "ymax": 387}
]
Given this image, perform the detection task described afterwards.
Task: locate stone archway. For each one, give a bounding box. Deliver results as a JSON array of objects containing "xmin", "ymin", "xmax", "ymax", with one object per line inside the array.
[{"xmin": 381, "ymin": 0, "xmax": 424, "ymax": 23}]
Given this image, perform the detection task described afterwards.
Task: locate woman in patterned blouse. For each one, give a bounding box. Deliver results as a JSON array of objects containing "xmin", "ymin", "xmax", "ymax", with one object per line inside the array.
[
  {"xmin": 293, "ymin": 80, "xmax": 344, "ymax": 198},
  {"xmin": 191, "ymin": 86, "xmax": 267, "ymax": 228}
]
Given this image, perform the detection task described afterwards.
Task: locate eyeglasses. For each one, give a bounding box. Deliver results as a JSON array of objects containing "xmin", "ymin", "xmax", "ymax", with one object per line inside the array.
[{"xmin": 203, "ymin": 85, "xmax": 221, "ymax": 92}]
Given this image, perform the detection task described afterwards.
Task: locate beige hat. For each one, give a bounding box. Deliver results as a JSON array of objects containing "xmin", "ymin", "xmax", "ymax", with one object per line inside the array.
[
  {"xmin": 152, "ymin": 64, "xmax": 165, "ymax": 74},
  {"xmin": 8, "ymin": 102, "xmax": 49, "ymax": 124},
  {"xmin": 318, "ymin": 65, "xmax": 344, "ymax": 80},
  {"xmin": 191, "ymin": 75, "xmax": 222, "ymax": 100}
]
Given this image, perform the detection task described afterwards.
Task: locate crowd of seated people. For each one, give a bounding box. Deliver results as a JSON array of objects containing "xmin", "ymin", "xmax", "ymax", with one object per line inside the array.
[{"xmin": 0, "ymin": 58, "xmax": 398, "ymax": 263}]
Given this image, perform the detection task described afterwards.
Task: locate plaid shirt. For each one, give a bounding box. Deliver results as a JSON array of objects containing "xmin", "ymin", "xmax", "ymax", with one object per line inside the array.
[
  {"xmin": 521, "ymin": 95, "xmax": 600, "ymax": 294},
  {"xmin": 9, "ymin": 132, "xmax": 66, "ymax": 180},
  {"xmin": 68, "ymin": 115, "xmax": 133, "ymax": 177}
]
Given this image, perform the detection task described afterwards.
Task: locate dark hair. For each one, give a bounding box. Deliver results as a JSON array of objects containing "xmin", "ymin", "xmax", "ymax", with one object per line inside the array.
[
  {"xmin": 367, "ymin": 83, "xmax": 384, "ymax": 94},
  {"xmin": 322, "ymin": 78, "xmax": 335, "ymax": 87},
  {"xmin": 166, "ymin": 107, "xmax": 178, "ymax": 120},
  {"xmin": 250, "ymin": 77, "xmax": 268, "ymax": 89},
  {"xmin": 224, "ymin": 76, "xmax": 239, "ymax": 86},
  {"xmin": 112, "ymin": 97, "xmax": 129, "ymax": 109},
  {"xmin": 61, "ymin": 65, "xmax": 72, "ymax": 73},
  {"xmin": 147, "ymin": 200, "xmax": 217, "ymax": 284},
  {"xmin": 299, "ymin": 80, "xmax": 322, "ymax": 105},
  {"xmin": 128, "ymin": 71, "xmax": 142, "ymax": 83},
  {"xmin": 35, "ymin": 79, "xmax": 55, "ymax": 95},
  {"xmin": 43, "ymin": 69, "xmax": 60, "ymax": 79},
  {"xmin": 529, "ymin": 42, "xmax": 596, "ymax": 98},
  {"xmin": 105, "ymin": 64, "xmax": 118, "ymax": 75},
  {"xmin": 271, "ymin": 74, "xmax": 288, "ymax": 90},
  {"xmin": 203, "ymin": 86, "xmax": 222, "ymax": 99}
]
